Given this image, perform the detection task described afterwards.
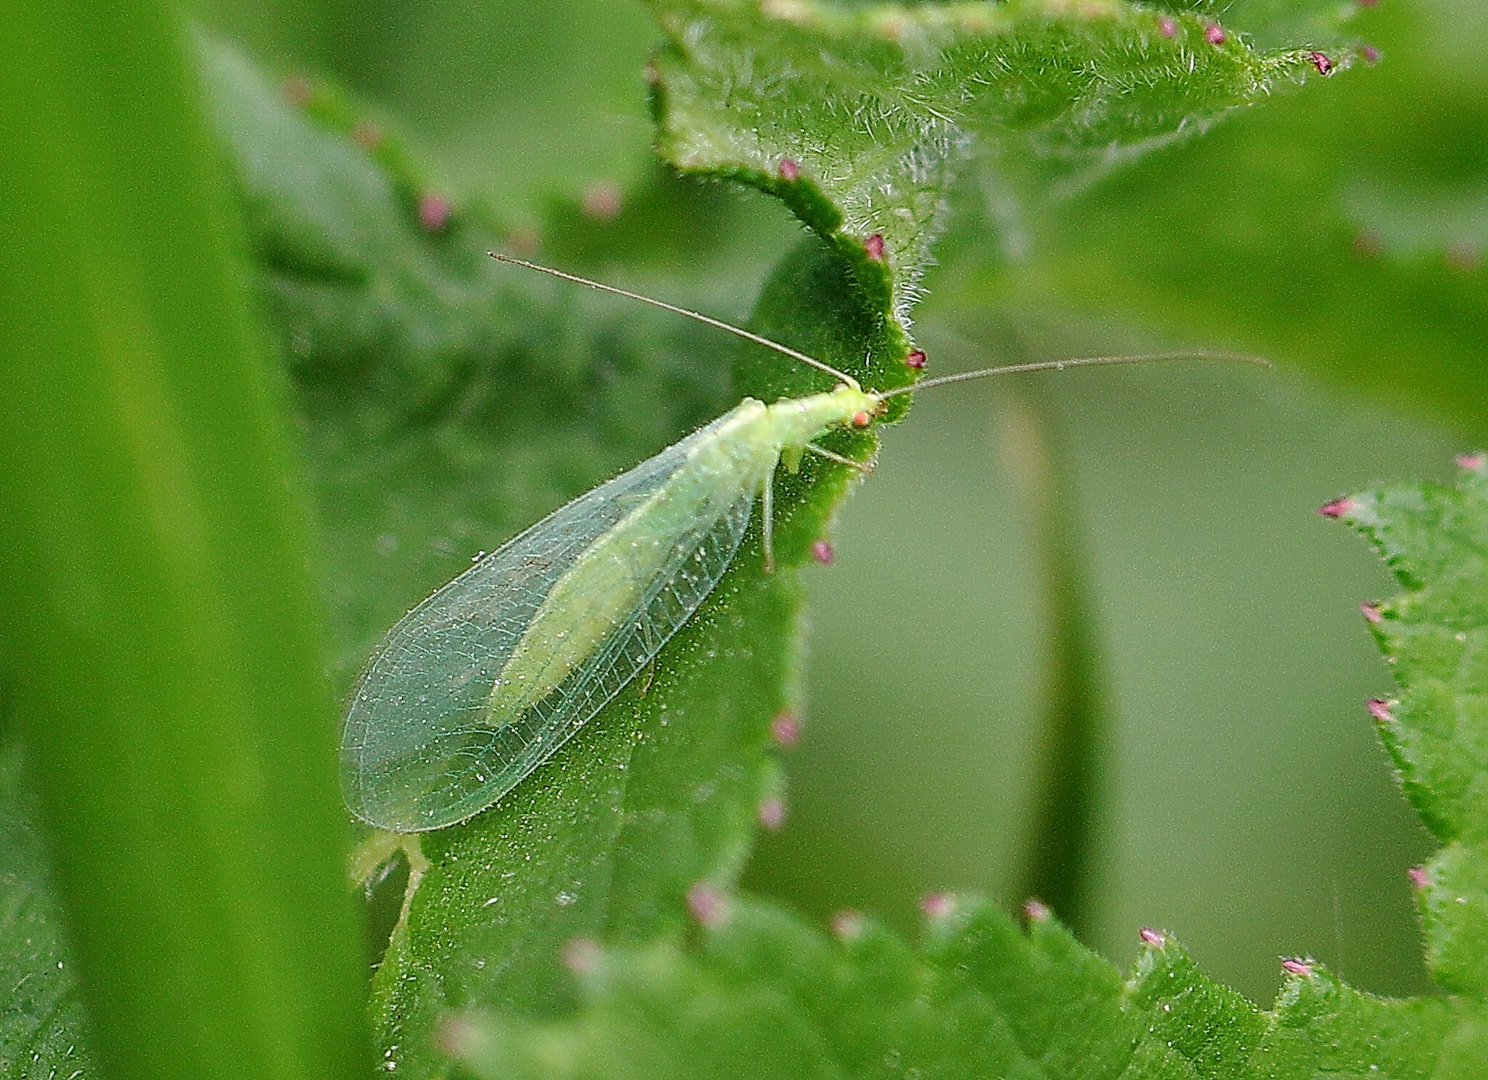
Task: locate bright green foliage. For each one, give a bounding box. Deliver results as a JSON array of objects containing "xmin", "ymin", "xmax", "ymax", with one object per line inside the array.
[
  {"xmin": 647, "ymin": 0, "xmax": 1351, "ymax": 332},
  {"xmin": 1334, "ymin": 459, "xmax": 1488, "ymax": 999},
  {"xmin": 198, "ymin": 36, "xmax": 889, "ymax": 1080},
  {"xmin": 448, "ymin": 894, "xmax": 1488, "ymax": 1079},
  {"xmin": 0, "ymin": 742, "xmax": 93, "ymax": 1079},
  {"xmin": 0, "ymin": 8, "xmax": 366, "ymax": 1080}
]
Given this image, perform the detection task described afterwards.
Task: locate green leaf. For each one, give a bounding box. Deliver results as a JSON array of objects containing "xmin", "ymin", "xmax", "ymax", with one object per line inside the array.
[
  {"xmin": 647, "ymin": 0, "xmax": 1354, "ymax": 331},
  {"xmin": 0, "ymin": 740, "xmax": 93, "ymax": 1079},
  {"xmin": 988, "ymin": 0, "xmax": 1488, "ymax": 439},
  {"xmin": 198, "ymin": 36, "xmax": 893, "ymax": 1080},
  {"xmin": 446, "ymin": 894, "xmax": 1488, "ymax": 1079},
  {"xmin": 1333, "ymin": 458, "xmax": 1488, "ymax": 999},
  {"xmin": 0, "ymin": 8, "xmax": 366, "ymax": 1079}
]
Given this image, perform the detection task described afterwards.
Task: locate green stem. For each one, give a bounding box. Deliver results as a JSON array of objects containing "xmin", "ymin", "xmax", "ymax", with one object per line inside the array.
[
  {"xmin": 1004, "ymin": 389, "xmax": 1108, "ymax": 936},
  {"xmin": 0, "ymin": 5, "xmax": 366, "ymax": 1078}
]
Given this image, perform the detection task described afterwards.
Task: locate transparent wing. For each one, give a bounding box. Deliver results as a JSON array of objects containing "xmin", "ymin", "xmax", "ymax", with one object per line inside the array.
[{"xmin": 340, "ymin": 410, "xmax": 760, "ymax": 832}]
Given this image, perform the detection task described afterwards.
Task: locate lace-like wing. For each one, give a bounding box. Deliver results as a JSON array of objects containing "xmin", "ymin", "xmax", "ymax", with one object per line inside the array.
[{"xmin": 340, "ymin": 407, "xmax": 763, "ymax": 832}]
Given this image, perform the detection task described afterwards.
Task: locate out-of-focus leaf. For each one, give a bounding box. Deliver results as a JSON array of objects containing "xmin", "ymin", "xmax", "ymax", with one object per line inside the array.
[
  {"xmin": 448, "ymin": 894, "xmax": 1488, "ymax": 1079},
  {"xmin": 0, "ymin": 741, "xmax": 93, "ymax": 1080},
  {"xmin": 976, "ymin": 0, "xmax": 1488, "ymax": 438}
]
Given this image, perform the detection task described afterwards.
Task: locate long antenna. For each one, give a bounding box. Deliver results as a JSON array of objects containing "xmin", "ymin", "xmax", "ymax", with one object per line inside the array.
[
  {"xmin": 489, "ymin": 253, "xmax": 861, "ymax": 391},
  {"xmin": 875, "ymin": 351, "xmax": 1272, "ymax": 399}
]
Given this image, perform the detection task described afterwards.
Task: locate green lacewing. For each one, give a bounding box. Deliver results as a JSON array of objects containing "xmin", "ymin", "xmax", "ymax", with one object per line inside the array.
[{"xmin": 339, "ymin": 256, "xmax": 1264, "ymax": 832}]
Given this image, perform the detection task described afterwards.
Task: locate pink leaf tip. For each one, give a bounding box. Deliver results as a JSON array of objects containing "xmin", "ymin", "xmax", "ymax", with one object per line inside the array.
[
  {"xmin": 1317, "ymin": 496, "xmax": 1355, "ymax": 519},
  {"xmin": 906, "ymin": 349, "xmax": 927, "ymax": 369},
  {"xmin": 770, "ymin": 711, "xmax": 801, "ymax": 748},
  {"xmin": 864, "ymin": 233, "xmax": 885, "ymax": 261},
  {"xmin": 1367, "ymin": 698, "xmax": 1394, "ymax": 723},
  {"xmin": 1309, "ymin": 51, "xmax": 1333, "ymax": 75},
  {"xmin": 1281, "ymin": 958, "xmax": 1313, "ymax": 976},
  {"xmin": 920, "ymin": 892, "xmax": 955, "ymax": 920},
  {"xmin": 1408, "ymin": 865, "xmax": 1430, "ymax": 890},
  {"xmin": 418, "ymin": 193, "xmax": 450, "ymax": 234},
  {"xmin": 353, "ymin": 121, "xmax": 382, "ymax": 151},
  {"xmin": 1456, "ymin": 452, "xmax": 1486, "ymax": 471},
  {"xmin": 778, "ymin": 158, "xmax": 800, "ymax": 181},
  {"xmin": 757, "ymin": 797, "xmax": 786, "ymax": 831},
  {"xmin": 1360, "ymin": 601, "xmax": 1383, "ymax": 624},
  {"xmin": 1157, "ymin": 15, "xmax": 1178, "ymax": 37},
  {"xmin": 811, "ymin": 539, "xmax": 835, "ymax": 566},
  {"xmin": 1360, "ymin": 43, "xmax": 1381, "ymax": 65},
  {"xmin": 282, "ymin": 74, "xmax": 313, "ymax": 107},
  {"xmin": 686, "ymin": 882, "xmax": 730, "ymax": 928},
  {"xmin": 1024, "ymin": 899, "xmax": 1051, "ymax": 923},
  {"xmin": 582, "ymin": 181, "xmax": 623, "ymax": 222},
  {"xmin": 1204, "ymin": 23, "xmax": 1226, "ymax": 45},
  {"xmin": 1447, "ymin": 241, "xmax": 1481, "ymax": 272},
  {"xmin": 1139, "ymin": 927, "xmax": 1166, "ymax": 947},
  {"xmin": 560, "ymin": 936, "xmax": 603, "ymax": 976},
  {"xmin": 433, "ymin": 1016, "xmax": 479, "ymax": 1060},
  {"xmin": 832, "ymin": 909, "xmax": 866, "ymax": 940}
]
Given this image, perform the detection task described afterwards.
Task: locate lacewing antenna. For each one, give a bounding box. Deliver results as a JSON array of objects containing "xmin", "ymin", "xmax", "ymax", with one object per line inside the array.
[
  {"xmin": 875, "ymin": 352, "xmax": 1273, "ymax": 399},
  {"xmin": 490, "ymin": 252, "xmax": 861, "ymax": 391}
]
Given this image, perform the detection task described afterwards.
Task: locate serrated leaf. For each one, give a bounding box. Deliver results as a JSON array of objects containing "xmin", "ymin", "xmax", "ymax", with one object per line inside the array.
[
  {"xmin": 647, "ymin": 0, "xmax": 1351, "ymax": 327},
  {"xmin": 198, "ymin": 36, "xmax": 898, "ymax": 1080},
  {"xmin": 447, "ymin": 895, "xmax": 1488, "ymax": 1079},
  {"xmin": 990, "ymin": 0, "xmax": 1488, "ymax": 439},
  {"xmin": 1334, "ymin": 458, "xmax": 1488, "ymax": 998},
  {"xmin": 0, "ymin": 740, "xmax": 94, "ymax": 1079}
]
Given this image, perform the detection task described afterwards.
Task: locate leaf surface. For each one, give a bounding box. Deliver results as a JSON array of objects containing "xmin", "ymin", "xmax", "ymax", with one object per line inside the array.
[
  {"xmin": 647, "ymin": 0, "xmax": 1353, "ymax": 330},
  {"xmin": 0, "ymin": 741, "xmax": 93, "ymax": 1080}
]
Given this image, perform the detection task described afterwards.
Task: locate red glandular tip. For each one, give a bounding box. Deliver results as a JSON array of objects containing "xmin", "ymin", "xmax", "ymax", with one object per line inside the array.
[
  {"xmin": 560, "ymin": 936, "xmax": 603, "ymax": 976},
  {"xmin": 1139, "ymin": 927, "xmax": 1166, "ymax": 948},
  {"xmin": 1408, "ymin": 866, "xmax": 1430, "ymax": 890},
  {"xmin": 757, "ymin": 797, "xmax": 786, "ymax": 831},
  {"xmin": 921, "ymin": 892, "xmax": 955, "ymax": 920},
  {"xmin": 1457, "ymin": 452, "xmax": 1487, "ymax": 471},
  {"xmin": 864, "ymin": 233, "xmax": 885, "ymax": 261},
  {"xmin": 353, "ymin": 121, "xmax": 382, "ymax": 151},
  {"xmin": 419, "ymin": 194, "xmax": 450, "ymax": 234},
  {"xmin": 1360, "ymin": 602, "xmax": 1383, "ymax": 624},
  {"xmin": 778, "ymin": 158, "xmax": 800, "ymax": 181},
  {"xmin": 906, "ymin": 349, "xmax": 927, "ymax": 369},
  {"xmin": 1157, "ymin": 15, "xmax": 1178, "ymax": 37},
  {"xmin": 687, "ymin": 882, "xmax": 730, "ymax": 927},
  {"xmin": 832, "ymin": 909, "xmax": 866, "ymax": 941},
  {"xmin": 1309, "ymin": 51, "xmax": 1333, "ymax": 76},
  {"xmin": 810, "ymin": 539, "xmax": 835, "ymax": 565},
  {"xmin": 851, "ymin": 410, "xmax": 872, "ymax": 428},
  {"xmin": 1023, "ymin": 898, "xmax": 1051, "ymax": 923},
  {"xmin": 770, "ymin": 711, "xmax": 801, "ymax": 747},
  {"xmin": 582, "ymin": 181, "xmax": 623, "ymax": 222},
  {"xmin": 433, "ymin": 1016, "xmax": 479, "ymax": 1060},
  {"xmin": 1281, "ymin": 958, "xmax": 1313, "ymax": 977},
  {"xmin": 1317, "ymin": 497, "xmax": 1355, "ymax": 519},
  {"xmin": 1447, "ymin": 242, "xmax": 1481, "ymax": 272},
  {"xmin": 1361, "ymin": 43, "xmax": 1381, "ymax": 65},
  {"xmin": 1367, "ymin": 698, "xmax": 1394, "ymax": 723},
  {"xmin": 282, "ymin": 74, "xmax": 313, "ymax": 107},
  {"xmin": 1204, "ymin": 23, "xmax": 1226, "ymax": 45}
]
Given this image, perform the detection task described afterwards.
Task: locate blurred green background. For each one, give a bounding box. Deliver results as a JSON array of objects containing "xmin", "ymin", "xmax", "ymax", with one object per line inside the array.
[{"xmin": 190, "ymin": 0, "xmax": 1482, "ymax": 1003}]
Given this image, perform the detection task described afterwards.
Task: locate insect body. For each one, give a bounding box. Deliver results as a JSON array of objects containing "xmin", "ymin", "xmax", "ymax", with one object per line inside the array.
[
  {"xmin": 341, "ymin": 382, "xmax": 881, "ymax": 832},
  {"xmin": 340, "ymin": 256, "xmax": 1264, "ymax": 833}
]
